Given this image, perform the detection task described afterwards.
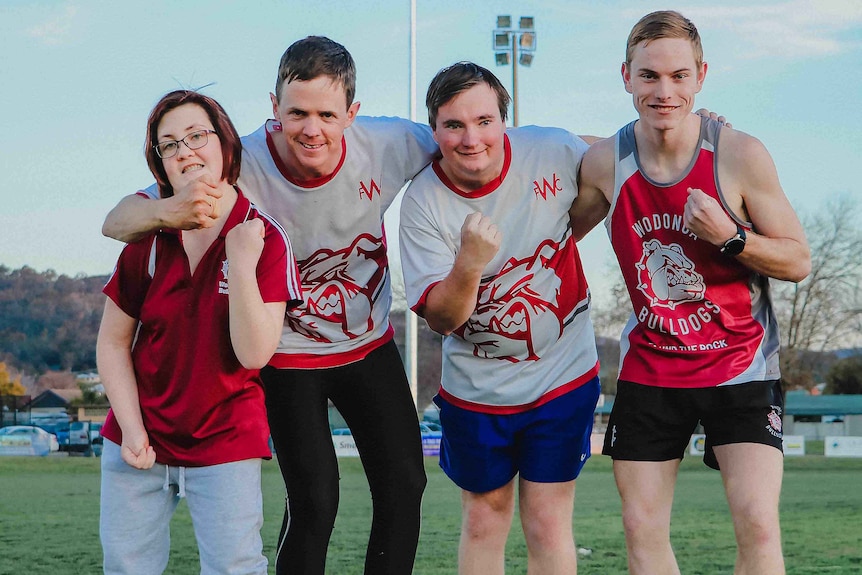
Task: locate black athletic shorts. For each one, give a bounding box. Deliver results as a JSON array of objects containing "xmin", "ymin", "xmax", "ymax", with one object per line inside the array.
[{"xmin": 602, "ymin": 379, "xmax": 784, "ymax": 470}]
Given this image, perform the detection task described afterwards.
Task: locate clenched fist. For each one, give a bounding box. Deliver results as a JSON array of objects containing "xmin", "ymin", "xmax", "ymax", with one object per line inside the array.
[
  {"xmin": 166, "ymin": 175, "xmax": 225, "ymax": 229},
  {"xmin": 683, "ymin": 188, "xmax": 737, "ymax": 246},
  {"xmin": 459, "ymin": 211, "xmax": 502, "ymax": 270},
  {"xmin": 226, "ymin": 219, "xmax": 266, "ymax": 270}
]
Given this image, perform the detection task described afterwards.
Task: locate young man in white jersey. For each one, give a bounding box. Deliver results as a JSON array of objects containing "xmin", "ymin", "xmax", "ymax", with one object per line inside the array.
[
  {"xmin": 570, "ymin": 11, "xmax": 810, "ymax": 575},
  {"xmin": 400, "ymin": 62, "xmax": 601, "ymax": 574},
  {"xmin": 102, "ymin": 36, "xmax": 437, "ymax": 575}
]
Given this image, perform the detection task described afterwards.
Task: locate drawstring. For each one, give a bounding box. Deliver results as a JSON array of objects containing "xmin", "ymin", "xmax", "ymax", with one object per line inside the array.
[
  {"xmin": 177, "ymin": 466, "xmax": 186, "ymax": 498},
  {"xmin": 162, "ymin": 465, "xmax": 187, "ymax": 498}
]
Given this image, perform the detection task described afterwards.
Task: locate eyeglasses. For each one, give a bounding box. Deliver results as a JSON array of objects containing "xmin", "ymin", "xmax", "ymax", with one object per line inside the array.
[{"xmin": 154, "ymin": 129, "xmax": 217, "ymax": 159}]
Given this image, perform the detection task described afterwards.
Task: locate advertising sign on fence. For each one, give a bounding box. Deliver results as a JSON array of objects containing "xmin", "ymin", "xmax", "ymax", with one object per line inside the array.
[
  {"xmin": 824, "ymin": 436, "xmax": 862, "ymax": 458},
  {"xmin": 782, "ymin": 435, "xmax": 806, "ymax": 456},
  {"xmin": 332, "ymin": 433, "xmax": 442, "ymax": 457},
  {"xmin": 332, "ymin": 435, "xmax": 359, "ymax": 457},
  {"xmin": 689, "ymin": 434, "xmax": 706, "ymax": 456}
]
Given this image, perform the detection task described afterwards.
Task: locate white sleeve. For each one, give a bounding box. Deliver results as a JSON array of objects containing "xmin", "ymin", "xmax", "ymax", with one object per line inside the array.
[
  {"xmin": 138, "ymin": 183, "xmax": 158, "ymax": 200},
  {"xmin": 398, "ymin": 120, "xmax": 438, "ymax": 181},
  {"xmin": 398, "ymin": 186, "xmax": 455, "ymax": 315}
]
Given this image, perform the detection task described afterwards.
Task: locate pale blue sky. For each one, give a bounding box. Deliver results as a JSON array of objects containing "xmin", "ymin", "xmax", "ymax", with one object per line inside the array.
[{"xmin": 1, "ymin": 0, "xmax": 859, "ymax": 304}]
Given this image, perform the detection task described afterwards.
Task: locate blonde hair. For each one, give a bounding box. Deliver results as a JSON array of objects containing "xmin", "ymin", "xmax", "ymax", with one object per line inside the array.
[{"xmin": 626, "ymin": 11, "xmax": 703, "ymax": 67}]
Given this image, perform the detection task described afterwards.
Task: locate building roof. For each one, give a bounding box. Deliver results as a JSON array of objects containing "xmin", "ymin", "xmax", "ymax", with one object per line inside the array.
[
  {"xmin": 784, "ymin": 392, "xmax": 862, "ymax": 416},
  {"xmin": 29, "ymin": 389, "xmax": 82, "ymax": 408},
  {"xmin": 595, "ymin": 393, "xmax": 862, "ymax": 416}
]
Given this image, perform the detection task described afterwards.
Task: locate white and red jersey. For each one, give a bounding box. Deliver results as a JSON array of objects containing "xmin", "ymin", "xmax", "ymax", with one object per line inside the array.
[
  {"xmin": 400, "ymin": 127, "xmax": 599, "ymax": 413},
  {"xmin": 102, "ymin": 190, "xmax": 302, "ymax": 466},
  {"xmin": 606, "ymin": 117, "xmax": 781, "ymax": 388},
  {"xmin": 143, "ymin": 117, "xmax": 437, "ymax": 368}
]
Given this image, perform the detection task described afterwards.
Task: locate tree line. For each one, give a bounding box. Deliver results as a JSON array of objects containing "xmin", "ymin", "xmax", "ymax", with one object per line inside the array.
[{"xmin": 0, "ymin": 266, "xmax": 107, "ymax": 379}]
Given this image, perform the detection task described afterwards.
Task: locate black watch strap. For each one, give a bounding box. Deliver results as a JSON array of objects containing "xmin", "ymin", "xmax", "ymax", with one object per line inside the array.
[{"xmin": 720, "ymin": 224, "xmax": 747, "ymax": 255}]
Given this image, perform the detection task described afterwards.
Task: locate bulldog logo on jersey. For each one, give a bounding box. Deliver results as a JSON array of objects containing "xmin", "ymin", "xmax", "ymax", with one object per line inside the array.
[
  {"xmin": 288, "ymin": 233, "xmax": 387, "ymax": 342},
  {"xmin": 636, "ymin": 239, "xmax": 705, "ymax": 309},
  {"xmin": 460, "ymin": 236, "xmax": 580, "ymax": 363}
]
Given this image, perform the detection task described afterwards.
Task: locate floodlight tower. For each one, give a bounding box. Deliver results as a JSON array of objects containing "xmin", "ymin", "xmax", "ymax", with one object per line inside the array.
[{"xmin": 493, "ymin": 15, "xmax": 536, "ymax": 127}]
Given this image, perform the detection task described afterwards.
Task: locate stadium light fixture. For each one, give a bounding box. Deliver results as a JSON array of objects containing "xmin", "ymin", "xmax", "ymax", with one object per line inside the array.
[{"xmin": 491, "ymin": 16, "xmax": 537, "ymax": 126}]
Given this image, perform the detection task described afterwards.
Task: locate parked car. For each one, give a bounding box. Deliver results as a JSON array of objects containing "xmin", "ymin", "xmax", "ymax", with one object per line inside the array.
[
  {"xmin": 35, "ymin": 421, "xmax": 70, "ymax": 451},
  {"xmin": 419, "ymin": 422, "xmax": 442, "ymax": 438},
  {"xmin": 0, "ymin": 425, "xmax": 59, "ymax": 456},
  {"xmin": 418, "ymin": 422, "xmax": 442, "ymax": 457},
  {"xmin": 420, "ymin": 421, "xmax": 442, "ymax": 432},
  {"xmin": 29, "ymin": 414, "xmax": 71, "ymax": 450},
  {"xmin": 68, "ymin": 420, "xmax": 101, "ymax": 456},
  {"xmin": 90, "ymin": 422, "xmax": 103, "ymax": 457}
]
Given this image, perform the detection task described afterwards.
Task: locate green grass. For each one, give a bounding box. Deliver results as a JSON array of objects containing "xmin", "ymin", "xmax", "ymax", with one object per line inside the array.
[{"xmin": 0, "ymin": 454, "xmax": 860, "ymax": 574}]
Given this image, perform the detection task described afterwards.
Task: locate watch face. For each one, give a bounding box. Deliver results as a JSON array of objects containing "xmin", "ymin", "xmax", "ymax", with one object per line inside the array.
[{"xmin": 722, "ymin": 237, "xmax": 745, "ymax": 256}]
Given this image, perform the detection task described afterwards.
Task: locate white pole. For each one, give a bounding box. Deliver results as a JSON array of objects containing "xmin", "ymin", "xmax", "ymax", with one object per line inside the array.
[
  {"xmin": 512, "ymin": 32, "xmax": 519, "ymax": 127},
  {"xmin": 405, "ymin": 0, "xmax": 419, "ymax": 408}
]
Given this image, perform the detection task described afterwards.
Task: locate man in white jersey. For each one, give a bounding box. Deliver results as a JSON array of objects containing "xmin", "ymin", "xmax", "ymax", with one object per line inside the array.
[
  {"xmin": 400, "ymin": 62, "xmax": 601, "ymax": 574},
  {"xmin": 570, "ymin": 11, "xmax": 810, "ymax": 575},
  {"xmin": 102, "ymin": 36, "xmax": 437, "ymax": 575}
]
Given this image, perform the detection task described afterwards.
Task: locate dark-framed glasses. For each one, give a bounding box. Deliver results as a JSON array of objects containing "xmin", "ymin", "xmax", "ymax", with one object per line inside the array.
[{"xmin": 154, "ymin": 129, "xmax": 217, "ymax": 159}]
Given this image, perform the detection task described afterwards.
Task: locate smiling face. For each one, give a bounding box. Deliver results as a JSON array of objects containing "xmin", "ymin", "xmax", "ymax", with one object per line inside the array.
[
  {"xmin": 270, "ymin": 75, "xmax": 359, "ymax": 181},
  {"xmin": 432, "ymin": 83, "xmax": 507, "ymax": 192},
  {"xmin": 623, "ymin": 37, "xmax": 707, "ymax": 131},
  {"xmin": 156, "ymin": 103, "xmax": 223, "ymax": 190}
]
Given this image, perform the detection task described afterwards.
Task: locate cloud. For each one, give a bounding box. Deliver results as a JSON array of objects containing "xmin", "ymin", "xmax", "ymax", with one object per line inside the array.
[
  {"xmin": 27, "ymin": 4, "xmax": 78, "ymax": 46},
  {"xmin": 617, "ymin": 1, "xmax": 860, "ymax": 59},
  {"xmin": 680, "ymin": 0, "xmax": 862, "ymax": 59}
]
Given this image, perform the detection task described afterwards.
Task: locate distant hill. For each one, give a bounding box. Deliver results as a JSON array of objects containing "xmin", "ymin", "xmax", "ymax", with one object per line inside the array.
[
  {"xmin": 3, "ymin": 264, "xmax": 854, "ymax": 398},
  {"xmin": 835, "ymin": 348, "xmax": 862, "ymax": 359},
  {"xmin": 0, "ymin": 265, "xmax": 107, "ymax": 375}
]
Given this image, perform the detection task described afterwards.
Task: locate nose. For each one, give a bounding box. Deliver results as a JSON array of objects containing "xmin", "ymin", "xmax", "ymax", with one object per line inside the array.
[
  {"xmin": 655, "ymin": 78, "xmax": 673, "ymax": 100},
  {"xmin": 461, "ymin": 126, "xmax": 480, "ymax": 148},
  {"xmin": 176, "ymin": 140, "xmax": 196, "ymax": 159},
  {"xmin": 301, "ymin": 115, "xmax": 322, "ymax": 137}
]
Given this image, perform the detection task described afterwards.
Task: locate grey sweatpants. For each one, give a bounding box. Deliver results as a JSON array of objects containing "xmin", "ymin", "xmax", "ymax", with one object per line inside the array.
[{"xmin": 99, "ymin": 440, "xmax": 267, "ymax": 574}]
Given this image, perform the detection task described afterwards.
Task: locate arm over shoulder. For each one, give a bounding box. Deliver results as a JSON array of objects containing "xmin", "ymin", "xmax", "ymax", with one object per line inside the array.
[
  {"xmin": 102, "ymin": 178, "xmax": 224, "ymax": 243},
  {"xmin": 571, "ymin": 137, "xmax": 614, "ymax": 241}
]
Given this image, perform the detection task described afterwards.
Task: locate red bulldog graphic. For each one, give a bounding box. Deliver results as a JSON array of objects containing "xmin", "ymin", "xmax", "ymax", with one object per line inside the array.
[
  {"xmin": 458, "ymin": 235, "xmax": 581, "ymax": 363},
  {"xmin": 288, "ymin": 234, "xmax": 388, "ymax": 342}
]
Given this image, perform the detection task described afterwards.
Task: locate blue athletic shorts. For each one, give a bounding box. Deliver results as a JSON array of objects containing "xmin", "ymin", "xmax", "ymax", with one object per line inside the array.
[{"xmin": 434, "ymin": 376, "xmax": 601, "ymax": 493}]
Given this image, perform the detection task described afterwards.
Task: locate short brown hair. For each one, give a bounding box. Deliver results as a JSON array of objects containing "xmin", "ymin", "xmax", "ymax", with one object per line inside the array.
[
  {"xmin": 144, "ymin": 90, "xmax": 242, "ymax": 198},
  {"xmin": 426, "ymin": 62, "xmax": 510, "ymax": 128},
  {"xmin": 274, "ymin": 36, "xmax": 356, "ymax": 109},
  {"xmin": 626, "ymin": 11, "xmax": 703, "ymax": 68}
]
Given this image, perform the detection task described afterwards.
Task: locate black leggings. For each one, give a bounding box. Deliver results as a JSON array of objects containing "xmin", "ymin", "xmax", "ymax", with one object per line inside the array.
[{"xmin": 261, "ymin": 340, "xmax": 427, "ymax": 575}]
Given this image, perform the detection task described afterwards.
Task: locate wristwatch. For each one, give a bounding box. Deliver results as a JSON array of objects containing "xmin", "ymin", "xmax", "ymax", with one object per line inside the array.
[{"xmin": 720, "ymin": 224, "xmax": 747, "ymax": 256}]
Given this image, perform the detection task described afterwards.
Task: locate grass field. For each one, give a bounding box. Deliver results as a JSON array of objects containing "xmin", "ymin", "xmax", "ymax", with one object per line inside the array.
[{"xmin": 1, "ymin": 452, "xmax": 860, "ymax": 574}]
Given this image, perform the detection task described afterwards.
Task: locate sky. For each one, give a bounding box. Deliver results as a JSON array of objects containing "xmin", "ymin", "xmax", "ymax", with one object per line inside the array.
[{"xmin": 1, "ymin": 0, "xmax": 860, "ymax": 307}]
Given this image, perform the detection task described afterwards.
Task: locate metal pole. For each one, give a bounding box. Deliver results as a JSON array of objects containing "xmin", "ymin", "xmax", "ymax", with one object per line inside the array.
[
  {"xmin": 512, "ymin": 32, "xmax": 519, "ymax": 127},
  {"xmin": 405, "ymin": 0, "xmax": 419, "ymax": 407}
]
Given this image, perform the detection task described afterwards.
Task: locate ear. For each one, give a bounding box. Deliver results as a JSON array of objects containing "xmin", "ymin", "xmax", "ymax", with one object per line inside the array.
[
  {"xmin": 621, "ymin": 62, "xmax": 633, "ymax": 94},
  {"xmin": 270, "ymin": 92, "xmax": 280, "ymax": 121},
  {"xmin": 695, "ymin": 61, "xmax": 708, "ymax": 93},
  {"xmin": 344, "ymin": 101, "xmax": 360, "ymax": 128}
]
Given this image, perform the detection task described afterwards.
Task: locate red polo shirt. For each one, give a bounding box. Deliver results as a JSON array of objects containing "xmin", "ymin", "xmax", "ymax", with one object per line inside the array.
[{"xmin": 102, "ymin": 189, "xmax": 302, "ymax": 466}]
